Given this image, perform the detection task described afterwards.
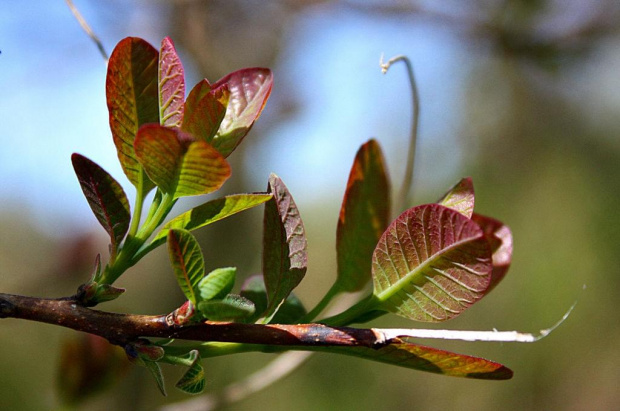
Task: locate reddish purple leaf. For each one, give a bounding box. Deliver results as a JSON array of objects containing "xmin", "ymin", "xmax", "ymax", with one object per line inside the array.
[
  {"xmin": 437, "ymin": 177, "xmax": 475, "ymax": 218},
  {"xmin": 331, "ymin": 338, "xmax": 512, "ymax": 380},
  {"xmin": 336, "ymin": 139, "xmax": 391, "ymax": 292},
  {"xmin": 182, "ymin": 84, "xmax": 229, "ymax": 143},
  {"xmin": 134, "ymin": 125, "xmax": 231, "ymax": 199},
  {"xmin": 183, "ymin": 79, "xmax": 211, "ymax": 118},
  {"xmin": 210, "ymin": 68, "xmax": 273, "ymax": 157},
  {"xmin": 71, "ymin": 154, "xmax": 130, "ymax": 255},
  {"xmin": 106, "ymin": 37, "xmax": 159, "ymax": 191},
  {"xmin": 159, "ymin": 37, "xmax": 185, "ymax": 128},
  {"xmin": 372, "ymin": 204, "xmax": 493, "ymax": 322},
  {"xmin": 57, "ymin": 334, "xmax": 129, "ymax": 405},
  {"xmin": 262, "ymin": 174, "xmax": 307, "ymax": 320},
  {"xmin": 472, "ymin": 213, "xmax": 513, "ymax": 293}
]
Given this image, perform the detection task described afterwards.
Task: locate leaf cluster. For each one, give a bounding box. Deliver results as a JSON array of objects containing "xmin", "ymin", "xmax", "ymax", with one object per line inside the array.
[{"xmin": 69, "ymin": 36, "xmax": 514, "ymax": 397}]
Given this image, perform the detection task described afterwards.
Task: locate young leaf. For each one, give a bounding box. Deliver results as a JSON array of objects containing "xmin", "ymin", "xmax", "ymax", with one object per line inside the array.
[
  {"xmin": 167, "ymin": 229, "xmax": 205, "ymax": 305},
  {"xmin": 437, "ymin": 177, "xmax": 475, "ymax": 218},
  {"xmin": 271, "ymin": 292, "xmax": 306, "ymax": 324},
  {"xmin": 175, "ymin": 350, "xmax": 205, "ymax": 395},
  {"xmin": 472, "ymin": 214, "xmax": 513, "ymax": 293},
  {"xmin": 239, "ymin": 275, "xmax": 268, "ymax": 322},
  {"xmin": 134, "ymin": 124, "xmax": 231, "ymax": 199},
  {"xmin": 210, "ymin": 68, "xmax": 273, "ymax": 157},
  {"xmin": 71, "ymin": 154, "xmax": 130, "ymax": 256},
  {"xmin": 372, "ymin": 204, "xmax": 492, "ymax": 322},
  {"xmin": 151, "ymin": 193, "xmax": 272, "ymax": 246},
  {"xmin": 197, "ymin": 294, "xmax": 255, "ymax": 321},
  {"xmin": 159, "ymin": 37, "xmax": 185, "ymax": 128},
  {"xmin": 327, "ymin": 338, "xmax": 512, "ymax": 380},
  {"xmin": 198, "ymin": 267, "xmax": 236, "ymax": 301},
  {"xmin": 240, "ymin": 275, "xmax": 306, "ymax": 324},
  {"xmin": 182, "ymin": 84, "xmax": 229, "ymax": 143},
  {"xmin": 144, "ymin": 361, "xmax": 167, "ymax": 396},
  {"xmin": 92, "ymin": 284, "xmax": 126, "ymax": 304},
  {"xmin": 183, "ymin": 79, "xmax": 211, "ymax": 123},
  {"xmin": 106, "ymin": 37, "xmax": 159, "ymax": 191},
  {"xmin": 336, "ymin": 139, "xmax": 390, "ymax": 292},
  {"xmin": 168, "ymin": 300, "xmax": 196, "ymax": 326},
  {"xmin": 262, "ymin": 174, "xmax": 307, "ymax": 321}
]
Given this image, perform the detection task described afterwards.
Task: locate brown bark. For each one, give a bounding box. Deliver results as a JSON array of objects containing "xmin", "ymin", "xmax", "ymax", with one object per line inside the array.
[{"xmin": 0, "ymin": 292, "xmax": 379, "ymax": 349}]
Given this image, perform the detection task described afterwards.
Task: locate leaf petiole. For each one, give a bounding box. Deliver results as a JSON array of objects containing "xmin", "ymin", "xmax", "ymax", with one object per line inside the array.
[
  {"xmin": 318, "ymin": 293, "xmax": 380, "ymax": 327},
  {"xmin": 300, "ymin": 283, "xmax": 343, "ymax": 323}
]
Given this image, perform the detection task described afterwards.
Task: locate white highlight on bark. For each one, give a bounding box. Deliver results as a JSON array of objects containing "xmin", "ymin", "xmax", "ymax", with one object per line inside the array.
[{"xmin": 373, "ymin": 301, "xmax": 576, "ymax": 344}]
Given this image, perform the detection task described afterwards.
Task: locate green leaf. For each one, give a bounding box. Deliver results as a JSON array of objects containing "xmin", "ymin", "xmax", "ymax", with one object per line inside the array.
[
  {"xmin": 240, "ymin": 275, "xmax": 306, "ymax": 324},
  {"xmin": 239, "ymin": 275, "xmax": 268, "ymax": 323},
  {"xmin": 144, "ymin": 360, "xmax": 167, "ymax": 396},
  {"xmin": 328, "ymin": 338, "xmax": 512, "ymax": 380},
  {"xmin": 197, "ymin": 294, "xmax": 255, "ymax": 321},
  {"xmin": 336, "ymin": 139, "xmax": 390, "ymax": 292},
  {"xmin": 106, "ymin": 37, "xmax": 159, "ymax": 191},
  {"xmin": 472, "ymin": 213, "xmax": 513, "ymax": 294},
  {"xmin": 134, "ymin": 124, "xmax": 231, "ymax": 199},
  {"xmin": 210, "ymin": 68, "xmax": 273, "ymax": 157},
  {"xmin": 151, "ymin": 194, "xmax": 272, "ymax": 246},
  {"xmin": 93, "ymin": 284, "xmax": 125, "ymax": 304},
  {"xmin": 262, "ymin": 174, "xmax": 307, "ymax": 321},
  {"xmin": 175, "ymin": 350, "xmax": 205, "ymax": 395},
  {"xmin": 159, "ymin": 37, "xmax": 185, "ymax": 128},
  {"xmin": 71, "ymin": 154, "xmax": 131, "ymax": 256},
  {"xmin": 198, "ymin": 267, "xmax": 236, "ymax": 301},
  {"xmin": 437, "ymin": 177, "xmax": 475, "ymax": 218},
  {"xmin": 271, "ymin": 291, "xmax": 306, "ymax": 324},
  {"xmin": 167, "ymin": 229, "xmax": 205, "ymax": 305},
  {"xmin": 372, "ymin": 204, "xmax": 492, "ymax": 322},
  {"xmin": 182, "ymin": 83, "xmax": 228, "ymax": 143}
]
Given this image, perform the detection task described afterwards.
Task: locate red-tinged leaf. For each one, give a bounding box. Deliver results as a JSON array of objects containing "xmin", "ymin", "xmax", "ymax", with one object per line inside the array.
[
  {"xmin": 437, "ymin": 177, "xmax": 475, "ymax": 218},
  {"xmin": 210, "ymin": 68, "xmax": 273, "ymax": 157},
  {"xmin": 372, "ymin": 204, "xmax": 492, "ymax": 322},
  {"xmin": 57, "ymin": 334, "xmax": 129, "ymax": 406},
  {"xmin": 336, "ymin": 139, "xmax": 390, "ymax": 292},
  {"xmin": 71, "ymin": 154, "xmax": 130, "ymax": 255},
  {"xmin": 167, "ymin": 300, "xmax": 196, "ymax": 326},
  {"xmin": 159, "ymin": 37, "xmax": 185, "ymax": 128},
  {"xmin": 167, "ymin": 229, "xmax": 205, "ymax": 305},
  {"xmin": 183, "ymin": 79, "xmax": 211, "ymax": 121},
  {"xmin": 182, "ymin": 84, "xmax": 229, "ymax": 143},
  {"xmin": 262, "ymin": 174, "xmax": 307, "ymax": 320},
  {"xmin": 472, "ymin": 213, "xmax": 513, "ymax": 293},
  {"xmin": 327, "ymin": 338, "xmax": 512, "ymax": 380},
  {"xmin": 106, "ymin": 37, "xmax": 159, "ymax": 191},
  {"xmin": 134, "ymin": 124, "xmax": 231, "ymax": 199}
]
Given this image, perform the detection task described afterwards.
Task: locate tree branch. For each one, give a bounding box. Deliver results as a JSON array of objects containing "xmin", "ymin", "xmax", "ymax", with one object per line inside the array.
[{"xmin": 0, "ymin": 292, "xmax": 380, "ymax": 348}]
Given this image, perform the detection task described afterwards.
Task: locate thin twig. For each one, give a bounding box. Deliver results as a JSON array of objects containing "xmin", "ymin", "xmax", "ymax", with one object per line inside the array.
[
  {"xmin": 380, "ymin": 54, "xmax": 420, "ymax": 215},
  {"xmin": 374, "ymin": 301, "xmax": 576, "ymax": 343},
  {"xmin": 65, "ymin": 0, "xmax": 109, "ymax": 63}
]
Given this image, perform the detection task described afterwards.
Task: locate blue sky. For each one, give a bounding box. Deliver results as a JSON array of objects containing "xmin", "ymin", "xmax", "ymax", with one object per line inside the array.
[{"xmin": 1, "ymin": 2, "xmax": 471, "ymax": 235}]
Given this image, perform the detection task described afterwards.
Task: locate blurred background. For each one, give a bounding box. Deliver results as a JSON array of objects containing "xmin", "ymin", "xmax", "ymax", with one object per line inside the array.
[{"xmin": 1, "ymin": 0, "xmax": 619, "ymax": 410}]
